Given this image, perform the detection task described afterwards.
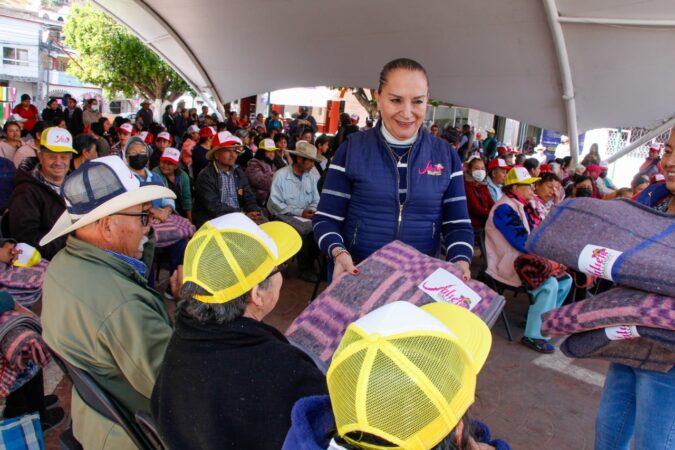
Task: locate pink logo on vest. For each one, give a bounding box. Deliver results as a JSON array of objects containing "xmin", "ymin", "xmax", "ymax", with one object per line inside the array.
[{"xmin": 418, "ymin": 161, "xmax": 444, "ymax": 176}]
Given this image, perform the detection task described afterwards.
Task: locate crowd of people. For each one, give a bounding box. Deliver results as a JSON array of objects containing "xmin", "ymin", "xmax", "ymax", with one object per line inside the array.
[{"xmin": 0, "ymin": 56, "xmax": 671, "ymax": 450}]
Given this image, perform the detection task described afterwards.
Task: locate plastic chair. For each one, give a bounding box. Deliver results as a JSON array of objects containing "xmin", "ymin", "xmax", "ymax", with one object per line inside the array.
[
  {"xmin": 50, "ymin": 351, "xmax": 156, "ymax": 450},
  {"xmin": 135, "ymin": 411, "xmax": 169, "ymax": 450}
]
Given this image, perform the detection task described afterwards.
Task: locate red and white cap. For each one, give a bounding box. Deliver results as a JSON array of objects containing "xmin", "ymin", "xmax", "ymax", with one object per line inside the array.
[
  {"xmin": 119, "ymin": 123, "xmax": 134, "ymax": 134},
  {"xmin": 157, "ymin": 131, "xmax": 172, "ymax": 142},
  {"xmin": 649, "ymin": 143, "xmax": 662, "ymax": 153},
  {"xmin": 651, "ymin": 173, "xmax": 666, "ymax": 184},
  {"xmin": 160, "ymin": 147, "xmax": 181, "ymax": 165},
  {"xmin": 497, "ymin": 146, "xmax": 515, "ymax": 156},
  {"xmin": 212, "ymin": 131, "xmax": 243, "ymax": 150},
  {"xmin": 199, "ymin": 127, "xmax": 215, "ymax": 138},
  {"xmin": 188, "ymin": 124, "xmax": 200, "ymax": 134},
  {"xmin": 487, "ymin": 158, "xmax": 510, "ymax": 170},
  {"xmin": 138, "ymin": 131, "xmax": 154, "ymax": 144}
]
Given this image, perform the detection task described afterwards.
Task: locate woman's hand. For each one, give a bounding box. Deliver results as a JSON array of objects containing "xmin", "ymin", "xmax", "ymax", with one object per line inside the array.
[
  {"xmin": 332, "ymin": 249, "xmax": 359, "ymax": 280},
  {"xmin": 454, "ymin": 260, "xmax": 471, "ymax": 281}
]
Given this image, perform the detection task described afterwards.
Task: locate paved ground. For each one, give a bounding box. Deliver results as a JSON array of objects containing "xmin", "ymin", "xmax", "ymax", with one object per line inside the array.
[{"xmin": 36, "ymin": 259, "xmax": 608, "ymax": 450}]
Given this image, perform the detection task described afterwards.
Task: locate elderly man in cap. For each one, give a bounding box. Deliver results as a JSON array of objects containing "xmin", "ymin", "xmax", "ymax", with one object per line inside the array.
[
  {"xmin": 192, "ymin": 131, "xmax": 261, "ymax": 227},
  {"xmin": 151, "ymin": 213, "xmax": 327, "ymax": 450},
  {"xmin": 268, "ymin": 141, "xmax": 322, "ymax": 282},
  {"xmin": 40, "ymin": 156, "xmax": 176, "ymax": 450},
  {"xmin": 8, "ymin": 127, "xmax": 76, "ymax": 260}
]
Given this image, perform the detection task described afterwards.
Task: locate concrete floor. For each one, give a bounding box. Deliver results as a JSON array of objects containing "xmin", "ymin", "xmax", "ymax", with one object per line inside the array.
[{"xmin": 40, "ymin": 260, "xmax": 609, "ymax": 450}]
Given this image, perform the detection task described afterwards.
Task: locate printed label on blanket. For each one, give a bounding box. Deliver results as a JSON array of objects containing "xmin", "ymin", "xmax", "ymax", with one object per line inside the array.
[
  {"xmin": 578, "ymin": 245, "xmax": 623, "ymax": 281},
  {"xmin": 605, "ymin": 325, "xmax": 640, "ymax": 341},
  {"xmin": 418, "ymin": 268, "xmax": 481, "ymax": 310}
]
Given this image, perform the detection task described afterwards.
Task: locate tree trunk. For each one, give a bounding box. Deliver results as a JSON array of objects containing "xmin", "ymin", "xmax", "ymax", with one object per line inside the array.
[{"xmin": 351, "ymin": 88, "xmax": 379, "ymax": 120}]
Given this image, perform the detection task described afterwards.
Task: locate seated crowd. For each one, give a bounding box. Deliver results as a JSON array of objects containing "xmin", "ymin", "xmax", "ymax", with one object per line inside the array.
[{"xmin": 0, "ymin": 93, "xmax": 671, "ymax": 450}]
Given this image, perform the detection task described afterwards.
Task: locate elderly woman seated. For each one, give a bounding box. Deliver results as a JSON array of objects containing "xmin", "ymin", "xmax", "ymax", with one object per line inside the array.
[
  {"xmin": 151, "ymin": 213, "xmax": 327, "ymax": 450},
  {"xmin": 485, "ymin": 167, "xmax": 572, "ymax": 353}
]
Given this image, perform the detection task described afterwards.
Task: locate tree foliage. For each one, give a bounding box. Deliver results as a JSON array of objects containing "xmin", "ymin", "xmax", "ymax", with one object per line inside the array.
[
  {"xmin": 333, "ymin": 87, "xmax": 379, "ymax": 120},
  {"xmin": 64, "ymin": 3, "xmax": 189, "ymax": 102}
]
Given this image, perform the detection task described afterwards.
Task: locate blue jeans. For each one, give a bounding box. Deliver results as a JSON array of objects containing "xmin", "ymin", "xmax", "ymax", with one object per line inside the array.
[
  {"xmin": 525, "ymin": 274, "xmax": 572, "ymax": 340},
  {"xmin": 595, "ymin": 363, "xmax": 675, "ymax": 450}
]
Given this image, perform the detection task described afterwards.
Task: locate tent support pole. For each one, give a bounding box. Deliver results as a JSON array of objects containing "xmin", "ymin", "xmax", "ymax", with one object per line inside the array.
[
  {"xmin": 543, "ymin": 0, "xmax": 580, "ymax": 166},
  {"xmin": 559, "ymin": 17, "xmax": 675, "ymax": 27},
  {"xmin": 604, "ymin": 117, "xmax": 675, "ymax": 164}
]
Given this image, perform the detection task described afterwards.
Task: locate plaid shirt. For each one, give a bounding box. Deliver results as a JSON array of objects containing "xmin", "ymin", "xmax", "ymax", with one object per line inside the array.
[{"xmin": 219, "ymin": 167, "xmax": 239, "ymax": 209}]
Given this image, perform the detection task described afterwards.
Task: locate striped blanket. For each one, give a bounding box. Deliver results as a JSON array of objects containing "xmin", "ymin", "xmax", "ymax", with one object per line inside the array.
[
  {"xmin": 285, "ymin": 241, "xmax": 503, "ymax": 370},
  {"xmin": 0, "ymin": 310, "xmax": 50, "ymax": 397},
  {"xmin": 152, "ymin": 214, "xmax": 196, "ymax": 248},
  {"xmin": 561, "ymin": 327, "xmax": 675, "ymax": 373},
  {"xmin": 525, "ymin": 198, "xmax": 675, "ymax": 296},
  {"xmin": 541, "ymin": 287, "xmax": 675, "ymax": 337}
]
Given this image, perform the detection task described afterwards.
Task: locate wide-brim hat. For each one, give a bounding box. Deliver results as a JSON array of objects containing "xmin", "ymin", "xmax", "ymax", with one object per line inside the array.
[
  {"xmin": 287, "ymin": 141, "xmax": 324, "ymax": 162},
  {"xmin": 40, "ymin": 156, "xmax": 175, "ymax": 246}
]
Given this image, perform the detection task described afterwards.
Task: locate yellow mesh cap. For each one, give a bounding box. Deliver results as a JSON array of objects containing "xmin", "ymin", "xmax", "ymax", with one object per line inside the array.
[
  {"xmin": 182, "ymin": 213, "xmax": 301, "ymax": 304},
  {"xmin": 327, "ymin": 302, "xmax": 491, "ymax": 450}
]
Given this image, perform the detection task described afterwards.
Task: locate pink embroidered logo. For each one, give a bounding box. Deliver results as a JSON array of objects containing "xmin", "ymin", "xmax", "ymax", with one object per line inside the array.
[
  {"xmin": 54, "ymin": 135, "xmax": 71, "ymax": 144},
  {"xmin": 418, "ymin": 161, "xmax": 444, "ymax": 176},
  {"xmin": 419, "ymin": 281, "xmax": 471, "ymax": 308},
  {"xmin": 588, "ymin": 248, "xmax": 610, "ymax": 277}
]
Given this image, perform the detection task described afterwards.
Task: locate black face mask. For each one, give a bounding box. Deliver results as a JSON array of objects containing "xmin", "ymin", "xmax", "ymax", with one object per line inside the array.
[
  {"xmin": 128, "ymin": 154, "xmax": 148, "ymax": 170},
  {"xmin": 576, "ymin": 187, "xmax": 593, "ymax": 197}
]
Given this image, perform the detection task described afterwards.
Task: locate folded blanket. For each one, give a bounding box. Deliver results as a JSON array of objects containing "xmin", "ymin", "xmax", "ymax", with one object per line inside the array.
[
  {"xmin": 285, "ymin": 241, "xmax": 504, "ymax": 370},
  {"xmin": 0, "ymin": 310, "xmax": 50, "ymax": 397},
  {"xmin": 152, "ymin": 214, "xmax": 196, "ymax": 248},
  {"xmin": 525, "ymin": 198, "xmax": 675, "ymax": 296},
  {"xmin": 0, "ymin": 261, "xmax": 48, "ymax": 291},
  {"xmin": 561, "ymin": 329, "xmax": 675, "ymax": 373},
  {"xmin": 541, "ymin": 287, "xmax": 675, "ymax": 337}
]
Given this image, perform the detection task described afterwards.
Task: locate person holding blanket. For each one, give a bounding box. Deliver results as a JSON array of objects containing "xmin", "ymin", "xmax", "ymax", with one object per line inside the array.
[
  {"xmin": 313, "ymin": 58, "xmax": 473, "ymax": 281},
  {"xmin": 485, "ymin": 167, "xmax": 572, "ymax": 353},
  {"xmin": 591, "ymin": 129, "xmax": 675, "ymax": 450}
]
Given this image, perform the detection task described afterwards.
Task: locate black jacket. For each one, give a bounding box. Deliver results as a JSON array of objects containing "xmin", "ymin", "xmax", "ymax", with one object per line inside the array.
[
  {"xmin": 7, "ymin": 169, "xmax": 66, "ymax": 260},
  {"xmin": 64, "ymin": 107, "xmax": 84, "ymax": 136},
  {"xmin": 41, "ymin": 107, "xmax": 64, "ymax": 125},
  {"xmin": 151, "ymin": 312, "xmax": 327, "ymax": 450},
  {"xmin": 192, "ymin": 162, "xmax": 259, "ymax": 227}
]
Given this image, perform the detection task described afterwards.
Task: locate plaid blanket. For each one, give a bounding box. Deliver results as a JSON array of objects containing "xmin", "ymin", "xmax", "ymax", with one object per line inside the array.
[
  {"xmin": 561, "ymin": 328, "xmax": 675, "ymax": 373},
  {"xmin": 0, "ymin": 310, "xmax": 50, "ymax": 397},
  {"xmin": 525, "ymin": 198, "xmax": 675, "ymax": 296},
  {"xmin": 541, "ymin": 287, "xmax": 675, "ymax": 337},
  {"xmin": 285, "ymin": 241, "xmax": 504, "ymax": 370},
  {"xmin": 152, "ymin": 214, "xmax": 196, "ymax": 248}
]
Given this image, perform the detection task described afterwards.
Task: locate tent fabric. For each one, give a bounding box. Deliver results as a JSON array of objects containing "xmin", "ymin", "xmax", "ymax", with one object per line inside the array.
[{"xmin": 93, "ymin": 0, "xmax": 675, "ymax": 134}]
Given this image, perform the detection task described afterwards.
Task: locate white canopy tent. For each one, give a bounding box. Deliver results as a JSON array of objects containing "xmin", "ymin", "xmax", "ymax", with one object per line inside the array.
[{"xmin": 93, "ymin": 0, "xmax": 675, "ymax": 164}]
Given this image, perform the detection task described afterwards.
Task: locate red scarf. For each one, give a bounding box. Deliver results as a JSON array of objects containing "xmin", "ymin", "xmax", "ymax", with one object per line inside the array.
[{"xmin": 506, "ymin": 190, "xmax": 542, "ymax": 228}]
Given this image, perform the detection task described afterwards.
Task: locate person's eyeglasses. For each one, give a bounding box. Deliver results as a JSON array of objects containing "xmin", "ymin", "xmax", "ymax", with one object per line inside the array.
[{"xmin": 111, "ymin": 211, "xmax": 150, "ymax": 226}]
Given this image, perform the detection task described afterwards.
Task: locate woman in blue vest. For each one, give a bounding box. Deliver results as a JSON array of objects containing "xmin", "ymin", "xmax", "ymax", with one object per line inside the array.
[{"xmin": 313, "ymin": 58, "xmax": 473, "ymax": 280}]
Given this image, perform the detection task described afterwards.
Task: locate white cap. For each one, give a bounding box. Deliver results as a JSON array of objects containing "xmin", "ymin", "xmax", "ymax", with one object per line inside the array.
[
  {"xmin": 160, "ymin": 147, "xmax": 181, "ymax": 164},
  {"xmin": 188, "ymin": 124, "xmax": 200, "ymax": 134},
  {"xmin": 157, "ymin": 131, "xmax": 172, "ymax": 142}
]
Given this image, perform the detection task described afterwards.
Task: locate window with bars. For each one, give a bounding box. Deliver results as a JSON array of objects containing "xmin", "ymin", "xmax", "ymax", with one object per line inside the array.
[{"xmin": 2, "ymin": 47, "xmax": 29, "ymax": 66}]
